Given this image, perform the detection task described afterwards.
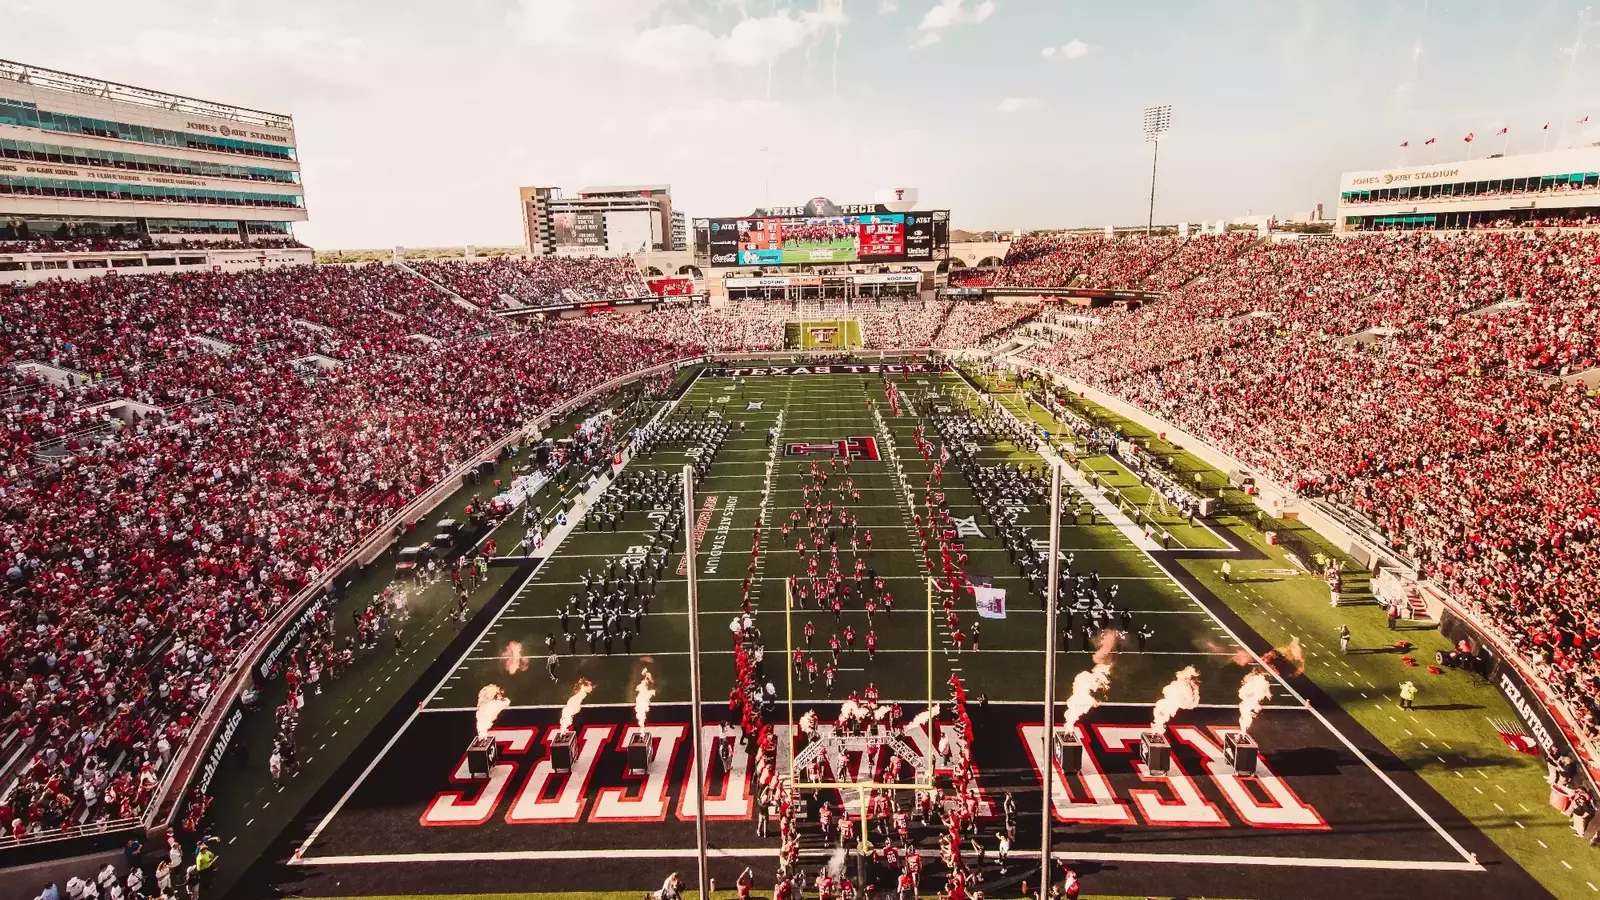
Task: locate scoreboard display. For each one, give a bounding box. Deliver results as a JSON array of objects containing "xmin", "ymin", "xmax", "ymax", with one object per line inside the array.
[{"xmin": 697, "ymin": 202, "xmax": 948, "ymax": 267}]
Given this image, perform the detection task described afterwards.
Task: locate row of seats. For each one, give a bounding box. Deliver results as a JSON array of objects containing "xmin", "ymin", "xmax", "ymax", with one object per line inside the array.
[{"xmin": 408, "ymin": 257, "xmax": 649, "ymax": 310}]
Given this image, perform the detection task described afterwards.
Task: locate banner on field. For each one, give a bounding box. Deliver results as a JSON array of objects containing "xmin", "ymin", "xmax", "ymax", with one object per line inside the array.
[{"xmin": 972, "ymin": 576, "xmax": 1007, "ymax": 619}]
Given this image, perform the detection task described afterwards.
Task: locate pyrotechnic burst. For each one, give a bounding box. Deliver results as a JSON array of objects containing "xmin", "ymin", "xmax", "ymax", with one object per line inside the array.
[
  {"xmin": 906, "ymin": 704, "xmax": 942, "ymax": 733},
  {"xmin": 1149, "ymin": 666, "xmax": 1201, "ymax": 734},
  {"xmin": 1062, "ymin": 664, "xmax": 1112, "ymax": 731},
  {"xmin": 475, "ymin": 684, "xmax": 510, "ymax": 739},
  {"xmin": 1238, "ymin": 669, "xmax": 1272, "ymax": 735},
  {"xmin": 500, "ymin": 641, "xmax": 530, "ymax": 674},
  {"xmin": 1262, "ymin": 636, "xmax": 1306, "ymax": 676},
  {"xmin": 558, "ymin": 678, "xmax": 595, "ymax": 733},
  {"xmin": 634, "ymin": 670, "xmax": 656, "ymax": 727}
]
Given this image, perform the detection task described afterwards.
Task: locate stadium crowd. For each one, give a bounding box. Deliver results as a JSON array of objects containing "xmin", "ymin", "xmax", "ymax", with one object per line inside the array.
[
  {"xmin": 1012, "ymin": 228, "xmax": 1600, "ymax": 736},
  {"xmin": 934, "ymin": 301, "xmax": 1040, "ymax": 350},
  {"xmin": 408, "ymin": 257, "xmax": 648, "ymax": 310},
  {"xmin": 0, "ymin": 260, "xmax": 702, "ymax": 839}
]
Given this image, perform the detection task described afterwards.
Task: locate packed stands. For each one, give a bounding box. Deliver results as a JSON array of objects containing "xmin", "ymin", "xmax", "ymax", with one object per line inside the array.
[
  {"xmin": 934, "ymin": 301, "xmax": 1040, "ymax": 349},
  {"xmin": 852, "ymin": 300, "xmax": 950, "ymax": 348},
  {"xmin": 1011, "ymin": 228, "xmax": 1600, "ymax": 736},
  {"xmin": 993, "ymin": 235, "xmax": 1103, "ymax": 288},
  {"xmin": 409, "ymin": 257, "xmax": 649, "ymax": 310},
  {"xmin": 947, "ymin": 267, "xmax": 997, "ymax": 288},
  {"xmin": 0, "ymin": 260, "xmax": 702, "ymax": 839}
]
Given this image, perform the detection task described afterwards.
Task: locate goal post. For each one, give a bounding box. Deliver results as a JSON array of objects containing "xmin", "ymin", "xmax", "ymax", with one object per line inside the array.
[{"xmin": 782, "ymin": 575, "xmax": 940, "ymax": 794}]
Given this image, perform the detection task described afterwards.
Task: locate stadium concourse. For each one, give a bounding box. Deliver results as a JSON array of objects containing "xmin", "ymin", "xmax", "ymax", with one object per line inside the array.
[{"xmin": 0, "ymin": 230, "xmax": 1597, "ymax": 900}]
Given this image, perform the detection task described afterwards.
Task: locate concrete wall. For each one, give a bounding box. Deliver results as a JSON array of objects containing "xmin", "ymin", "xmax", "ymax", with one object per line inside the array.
[{"xmin": 949, "ymin": 241, "xmax": 1010, "ymax": 267}]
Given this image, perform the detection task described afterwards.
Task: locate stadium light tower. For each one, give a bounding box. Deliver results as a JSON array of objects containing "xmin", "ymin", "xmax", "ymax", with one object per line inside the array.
[{"xmin": 1143, "ymin": 104, "xmax": 1173, "ymax": 235}]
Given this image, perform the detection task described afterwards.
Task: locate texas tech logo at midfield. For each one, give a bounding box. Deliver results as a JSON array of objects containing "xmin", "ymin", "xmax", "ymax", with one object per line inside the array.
[{"xmin": 785, "ymin": 436, "xmax": 881, "ymax": 461}]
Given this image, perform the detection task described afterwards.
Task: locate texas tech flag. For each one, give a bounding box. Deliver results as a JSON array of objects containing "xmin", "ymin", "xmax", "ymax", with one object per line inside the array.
[
  {"xmin": 1489, "ymin": 717, "xmax": 1540, "ymax": 755},
  {"xmin": 784, "ymin": 436, "xmax": 881, "ymax": 461},
  {"xmin": 971, "ymin": 576, "xmax": 1007, "ymax": 619}
]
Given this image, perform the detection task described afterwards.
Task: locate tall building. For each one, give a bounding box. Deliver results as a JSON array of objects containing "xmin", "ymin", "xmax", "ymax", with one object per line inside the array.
[
  {"xmin": 0, "ymin": 58, "xmax": 306, "ymax": 248},
  {"xmin": 518, "ymin": 184, "xmax": 674, "ymax": 257},
  {"xmin": 671, "ymin": 209, "xmax": 687, "ymax": 252}
]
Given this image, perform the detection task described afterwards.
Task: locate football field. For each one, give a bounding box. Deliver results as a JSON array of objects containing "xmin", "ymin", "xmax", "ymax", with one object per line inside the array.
[{"xmin": 274, "ymin": 364, "xmax": 1547, "ymax": 900}]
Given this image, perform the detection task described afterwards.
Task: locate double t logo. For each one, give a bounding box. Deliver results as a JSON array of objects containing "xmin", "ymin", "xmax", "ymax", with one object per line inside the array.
[{"xmin": 784, "ymin": 436, "xmax": 881, "ymax": 461}]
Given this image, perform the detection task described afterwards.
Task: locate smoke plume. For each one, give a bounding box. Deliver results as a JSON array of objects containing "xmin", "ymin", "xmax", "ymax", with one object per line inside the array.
[
  {"xmin": 559, "ymin": 678, "xmax": 595, "ymax": 733},
  {"xmin": 634, "ymin": 670, "xmax": 656, "ymax": 728},
  {"xmin": 1262, "ymin": 636, "xmax": 1306, "ymax": 676},
  {"xmin": 906, "ymin": 704, "xmax": 941, "ymax": 734},
  {"xmin": 1062, "ymin": 664, "xmax": 1112, "ymax": 731},
  {"xmin": 1092, "ymin": 628, "xmax": 1118, "ymax": 666},
  {"xmin": 1238, "ymin": 669, "xmax": 1272, "ymax": 735},
  {"xmin": 500, "ymin": 641, "xmax": 530, "ymax": 674},
  {"xmin": 1149, "ymin": 665, "xmax": 1201, "ymax": 734},
  {"xmin": 475, "ymin": 684, "xmax": 509, "ymax": 739}
]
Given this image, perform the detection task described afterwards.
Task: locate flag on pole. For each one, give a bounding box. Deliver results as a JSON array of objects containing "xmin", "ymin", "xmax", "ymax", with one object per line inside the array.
[
  {"xmin": 1424, "ymin": 137, "xmax": 1436, "ymax": 145},
  {"xmin": 1495, "ymin": 127, "xmax": 1508, "ymax": 136},
  {"xmin": 1579, "ymin": 116, "xmax": 1591, "ymax": 125},
  {"xmin": 1488, "ymin": 717, "xmax": 1541, "ymax": 755},
  {"xmin": 1399, "ymin": 140, "xmax": 1410, "ymax": 147},
  {"xmin": 1543, "ymin": 122, "xmax": 1550, "ymax": 131},
  {"xmin": 971, "ymin": 576, "xmax": 1008, "ymax": 619},
  {"xmin": 1463, "ymin": 132, "xmax": 1475, "ymax": 143}
]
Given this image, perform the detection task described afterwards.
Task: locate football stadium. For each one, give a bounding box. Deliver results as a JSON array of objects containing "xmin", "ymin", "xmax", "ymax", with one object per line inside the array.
[{"xmin": 4, "ymin": 6, "xmax": 1600, "ymax": 900}]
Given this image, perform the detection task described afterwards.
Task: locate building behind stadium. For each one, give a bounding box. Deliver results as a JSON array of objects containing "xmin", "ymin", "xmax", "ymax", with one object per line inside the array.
[
  {"xmin": 0, "ymin": 58, "xmax": 310, "ymax": 281},
  {"xmin": 519, "ymin": 183, "xmax": 686, "ymax": 258},
  {"xmin": 1337, "ymin": 145, "xmax": 1600, "ymax": 231}
]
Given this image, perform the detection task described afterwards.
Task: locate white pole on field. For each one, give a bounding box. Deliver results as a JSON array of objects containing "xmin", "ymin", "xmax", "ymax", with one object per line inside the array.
[
  {"xmin": 682, "ymin": 464, "xmax": 710, "ymax": 895},
  {"xmin": 1040, "ymin": 459, "xmax": 1063, "ymax": 895}
]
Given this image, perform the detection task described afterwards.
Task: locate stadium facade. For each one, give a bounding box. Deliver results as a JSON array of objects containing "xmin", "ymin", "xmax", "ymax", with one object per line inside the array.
[
  {"xmin": 1337, "ymin": 145, "xmax": 1600, "ymax": 231},
  {"xmin": 0, "ymin": 58, "xmax": 306, "ymax": 247}
]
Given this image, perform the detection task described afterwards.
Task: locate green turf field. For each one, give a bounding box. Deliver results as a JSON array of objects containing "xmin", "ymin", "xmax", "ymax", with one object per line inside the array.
[
  {"xmin": 779, "ymin": 238, "xmax": 856, "ymax": 263},
  {"xmin": 784, "ymin": 319, "xmax": 861, "ymax": 350},
  {"xmin": 430, "ymin": 368, "xmax": 1279, "ymax": 712}
]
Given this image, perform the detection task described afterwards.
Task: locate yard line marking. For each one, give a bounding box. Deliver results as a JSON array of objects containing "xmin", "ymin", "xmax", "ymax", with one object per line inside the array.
[{"xmin": 292, "ymin": 847, "xmax": 1483, "ymax": 872}]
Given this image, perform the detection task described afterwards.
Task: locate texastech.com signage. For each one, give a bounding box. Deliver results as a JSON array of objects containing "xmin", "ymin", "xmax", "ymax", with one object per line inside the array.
[
  {"xmin": 1438, "ymin": 608, "xmax": 1595, "ymax": 797},
  {"xmin": 707, "ymin": 363, "xmax": 951, "ymax": 377}
]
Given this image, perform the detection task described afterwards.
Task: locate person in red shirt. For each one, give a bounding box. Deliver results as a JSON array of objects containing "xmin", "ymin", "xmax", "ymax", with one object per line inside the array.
[{"xmin": 865, "ymin": 630, "xmax": 878, "ymax": 661}]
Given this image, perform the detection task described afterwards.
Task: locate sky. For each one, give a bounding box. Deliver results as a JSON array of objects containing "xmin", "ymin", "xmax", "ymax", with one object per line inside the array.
[{"xmin": 4, "ymin": 0, "xmax": 1600, "ymax": 248}]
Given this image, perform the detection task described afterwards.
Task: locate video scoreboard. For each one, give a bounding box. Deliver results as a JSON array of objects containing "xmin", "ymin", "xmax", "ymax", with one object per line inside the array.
[{"xmin": 696, "ymin": 198, "xmax": 948, "ymax": 267}]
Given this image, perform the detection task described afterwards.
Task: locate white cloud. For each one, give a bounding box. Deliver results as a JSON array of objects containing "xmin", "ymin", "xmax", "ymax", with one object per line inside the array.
[
  {"xmin": 1043, "ymin": 39, "xmax": 1089, "ymax": 60},
  {"xmin": 915, "ymin": 0, "xmax": 995, "ymax": 46},
  {"xmin": 510, "ymin": 0, "xmax": 846, "ymax": 72},
  {"xmin": 879, "ymin": 0, "xmax": 899, "ymax": 12},
  {"xmin": 997, "ymin": 96, "xmax": 1038, "ymax": 113}
]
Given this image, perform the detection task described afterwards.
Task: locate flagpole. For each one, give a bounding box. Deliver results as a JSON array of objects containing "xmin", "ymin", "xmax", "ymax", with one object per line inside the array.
[{"xmin": 681, "ymin": 464, "xmax": 710, "ymax": 900}]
